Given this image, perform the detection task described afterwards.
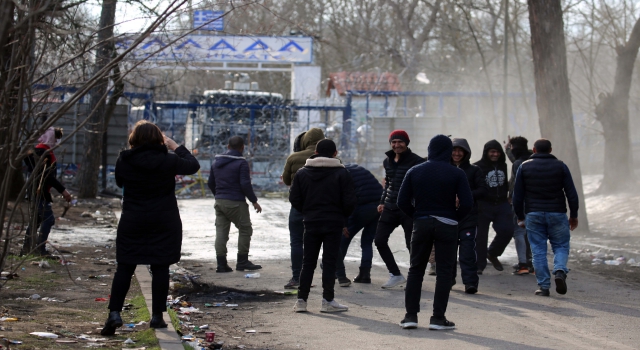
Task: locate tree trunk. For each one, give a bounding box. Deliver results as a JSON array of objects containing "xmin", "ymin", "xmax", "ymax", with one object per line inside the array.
[
  {"xmin": 74, "ymin": 0, "xmax": 117, "ymax": 198},
  {"xmin": 527, "ymin": 0, "xmax": 589, "ymax": 232},
  {"xmin": 594, "ymin": 18, "xmax": 640, "ymax": 193}
]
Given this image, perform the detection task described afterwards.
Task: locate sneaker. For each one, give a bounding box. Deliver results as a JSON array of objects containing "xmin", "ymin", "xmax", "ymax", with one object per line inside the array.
[
  {"xmin": 487, "ymin": 254, "xmax": 504, "ymax": 271},
  {"xmin": 554, "ymin": 271, "xmax": 567, "ymax": 295},
  {"xmin": 513, "ymin": 263, "xmax": 529, "ymax": 275},
  {"xmin": 428, "ymin": 263, "xmax": 436, "ymax": 276},
  {"xmin": 464, "ymin": 285, "xmax": 478, "ymax": 294},
  {"xmin": 381, "ymin": 274, "xmax": 406, "ymax": 289},
  {"xmin": 320, "ymin": 299, "xmax": 348, "ymax": 313},
  {"xmin": 284, "ymin": 278, "xmax": 300, "ymax": 289},
  {"xmin": 338, "ymin": 276, "xmax": 352, "ymax": 287},
  {"xmin": 399, "ymin": 313, "xmax": 418, "ymax": 329},
  {"xmin": 535, "ymin": 288, "xmax": 550, "ymax": 296},
  {"xmin": 429, "ymin": 317, "xmax": 456, "ymax": 330},
  {"xmin": 293, "ymin": 299, "xmax": 307, "ymax": 312}
]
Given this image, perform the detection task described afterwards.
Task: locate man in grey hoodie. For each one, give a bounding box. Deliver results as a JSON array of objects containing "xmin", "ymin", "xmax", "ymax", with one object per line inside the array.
[{"xmin": 208, "ymin": 136, "xmax": 263, "ymax": 273}]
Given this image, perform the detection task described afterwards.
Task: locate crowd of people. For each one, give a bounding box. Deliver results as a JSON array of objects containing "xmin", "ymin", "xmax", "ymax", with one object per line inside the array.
[{"xmin": 22, "ymin": 120, "xmax": 579, "ymax": 333}]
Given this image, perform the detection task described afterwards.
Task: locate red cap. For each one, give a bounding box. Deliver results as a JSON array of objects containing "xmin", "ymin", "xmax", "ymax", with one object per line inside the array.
[{"xmin": 389, "ymin": 130, "xmax": 410, "ymax": 145}]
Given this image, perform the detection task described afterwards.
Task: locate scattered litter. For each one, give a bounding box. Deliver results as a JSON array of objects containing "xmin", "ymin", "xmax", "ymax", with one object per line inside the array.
[
  {"xmin": 8, "ymin": 339, "xmax": 23, "ymax": 344},
  {"xmin": 604, "ymin": 260, "xmax": 624, "ymax": 266},
  {"xmin": 123, "ymin": 338, "xmax": 135, "ymax": 344},
  {"xmin": 30, "ymin": 331, "xmax": 59, "ymax": 338},
  {"xmin": 39, "ymin": 260, "xmax": 51, "ymax": 268},
  {"xmin": 56, "ymin": 339, "xmax": 78, "ymax": 343},
  {"xmin": 76, "ymin": 277, "xmax": 82, "ymax": 281},
  {"xmin": 226, "ymin": 304, "xmax": 238, "ymax": 307},
  {"xmin": 199, "ymin": 324, "xmax": 209, "ymax": 329},
  {"xmin": 125, "ymin": 324, "xmax": 135, "ymax": 328},
  {"xmin": 591, "ymin": 258, "xmax": 603, "ymax": 265},
  {"xmin": 245, "ymin": 330, "xmax": 256, "ymax": 333},
  {"xmin": 30, "ymin": 294, "xmax": 41, "ymax": 300},
  {"xmin": 205, "ymin": 303, "xmax": 225, "ymax": 307},
  {"xmin": 99, "ymin": 283, "xmax": 108, "ymax": 286},
  {"xmin": 232, "ymin": 337, "xmax": 242, "ymax": 339},
  {"xmin": 135, "ymin": 321, "xmax": 147, "ymax": 326},
  {"xmin": 274, "ymin": 290, "xmax": 298, "ymax": 295},
  {"xmin": 81, "ymin": 211, "xmax": 93, "ymax": 217},
  {"xmin": 0, "ymin": 317, "xmax": 18, "ymax": 322},
  {"xmin": 217, "ymin": 291, "xmax": 228, "ymax": 295},
  {"xmin": 179, "ymin": 307, "xmax": 201, "ymax": 313},
  {"xmin": 237, "ymin": 345, "xmax": 246, "ymax": 349},
  {"xmin": 95, "ymin": 298, "xmax": 108, "ymax": 302},
  {"xmin": 244, "ymin": 273, "xmax": 260, "ymax": 278},
  {"xmin": 181, "ymin": 334, "xmax": 195, "ymax": 342}
]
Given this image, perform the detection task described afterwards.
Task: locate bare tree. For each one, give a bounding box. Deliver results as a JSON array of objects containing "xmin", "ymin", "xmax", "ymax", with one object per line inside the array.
[{"xmin": 527, "ymin": 0, "xmax": 589, "ymax": 231}]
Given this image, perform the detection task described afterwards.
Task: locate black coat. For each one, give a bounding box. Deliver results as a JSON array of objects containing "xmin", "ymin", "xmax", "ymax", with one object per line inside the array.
[
  {"xmin": 473, "ymin": 140, "xmax": 509, "ymax": 204},
  {"xmin": 380, "ymin": 148, "xmax": 425, "ymax": 210},
  {"xmin": 512, "ymin": 153, "xmax": 579, "ymax": 219},
  {"xmin": 451, "ymin": 138, "xmax": 486, "ymax": 228},
  {"xmin": 508, "ymin": 148, "xmax": 533, "ymax": 199},
  {"xmin": 345, "ymin": 164, "xmax": 383, "ymax": 206},
  {"xmin": 115, "ymin": 144, "xmax": 200, "ymax": 265},
  {"xmin": 24, "ymin": 146, "xmax": 66, "ymax": 203},
  {"xmin": 289, "ymin": 156, "xmax": 357, "ymax": 228}
]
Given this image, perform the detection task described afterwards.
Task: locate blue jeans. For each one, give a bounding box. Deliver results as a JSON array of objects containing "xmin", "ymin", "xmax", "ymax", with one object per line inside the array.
[
  {"xmin": 336, "ymin": 203, "xmax": 379, "ymax": 278},
  {"xmin": 23, "ymin": 200, "xmax": 55, "ymax": 254},
  {"xmin": 513, "ymin": 214, "xmax": 528, "ymax": 264},
  {"xmin": 289, "ymin": 206, "xmax": 305, "ymax": 281},
  {"xmin": 525, "ymin": 212, "xmax": 571, "ymax": 289}
]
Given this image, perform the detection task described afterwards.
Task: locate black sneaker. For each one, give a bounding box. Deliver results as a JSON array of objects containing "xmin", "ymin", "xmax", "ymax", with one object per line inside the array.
[
  {"xmin": 487, "ymin": 254, "xmax": 504, "ymax": 271},
  {"xmin": 535, "ymin": 288, "xmax": 550, "ymax": 296},
  {"xmin": 399, "ymin": 313, "xmax": 418, "ymax": 329},
  {"xmin": 464, "ymin": 285, "xmax": 478, "ymax": 294},
  {"xmin": 284, "ymin": 278, "xmax": 300, "ymax": 289},
  {"xmin": 429, "ymin": 316, "xmax": 455, "ymax": 330},
  {"xmin": 216, "ymin": 265, "xmax": 233, "ymax": 273},
  {"xmin": 554, "ymin": 271, "xmax": 567, "ymax": 295},
  {"xmin": 338, "ymin": 276, "xmax": 351, "ymax": 287}
]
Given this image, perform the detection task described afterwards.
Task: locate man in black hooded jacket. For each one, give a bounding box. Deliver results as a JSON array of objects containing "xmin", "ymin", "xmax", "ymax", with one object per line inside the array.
[
  {"xmin": 289, "ymin": 139, "xmax": 357, "ymax": 313},
  {"xmin": 473, "ymin": 140, "xmax": 512, "ymax": 272},
  {"xmin": 450, "ymin": 138, "xmax": 486, "ymax": 293}
]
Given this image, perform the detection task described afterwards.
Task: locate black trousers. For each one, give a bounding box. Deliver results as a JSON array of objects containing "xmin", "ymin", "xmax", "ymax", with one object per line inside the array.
[
  {"xmin": 108, "ymin": 263, "xmax": 169, "ymax": 314},
  {"xmin": 476, "ymin": 201, "xmax": 513, "ymax": 271},
  {"xmin": 452, "ymin": 226, "xmax": 479, "ymax": 287},
  {"xmin": 405, "ymin": 218, "xmax": 458, "ymax": 319},
  {"xmin": 374, "ymin": 208, "xmax": 413, "ymax": 276},
  {"xmin": 297, "ymin": 225, "xmax": 342, "ymax": 302}
]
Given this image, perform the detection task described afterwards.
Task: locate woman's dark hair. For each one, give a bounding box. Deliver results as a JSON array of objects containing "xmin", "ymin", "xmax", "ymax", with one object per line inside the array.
[
  {"xmin": 128, "ymin": 120, "xmax": 164, "ymax": 148},
  {"xmin": 54, "ymin": 127, "xmax": 63, "ymax": 139}
]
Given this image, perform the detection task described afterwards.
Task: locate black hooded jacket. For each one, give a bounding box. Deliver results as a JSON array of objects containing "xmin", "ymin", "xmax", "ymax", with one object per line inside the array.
[
  {"xmin": 345, "ymin": 164, "xmax": 383, "ymax": 205},
  {"xmin": 397, "ymin": 135, "xmax": 473, "ymax": 222},
  {"xmin": 381, "ymin": 148, "xmax": 425, "ymax": 210},
  {"xmin": 473, "ymin": 140, "xmax": 509, "ymax": 204},
  {"xmin": 451, "ymin": 138, "xmax": 486, "ymax": 227},
  {"xmin": 115, "ymin": 144, "xmax": 200, "ymax": 265},
  {"xmin": 289, "ymin": 155, "xmax": 357, "ymax": 227}
]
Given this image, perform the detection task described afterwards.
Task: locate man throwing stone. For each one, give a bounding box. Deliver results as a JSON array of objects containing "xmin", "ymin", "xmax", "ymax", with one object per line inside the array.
[
  {"xmin": 208, "ymin": 136, "xmax": 263, "ymax": 272},
  {"xmin": 397, "ymin": 135, "xmax": 473, "ymax": 330},
  {"xmin": 512, "ymin": 139, "xmax": 579, "ymax": 296}
]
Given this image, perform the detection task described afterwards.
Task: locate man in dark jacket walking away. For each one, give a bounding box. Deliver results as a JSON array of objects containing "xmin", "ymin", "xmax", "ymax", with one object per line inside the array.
[
  {"xmin": 397, "ymin": 135, "xmax": 473, "ymax": 330},
  {"xmin": 282, "ymin": 128, "xmax": 325, "ymax": 289},
  {"xmin": 506, "ymin": 136, "xmax": 534, "ymax": 275},
  {"xmin": 450, "ymin": 138, "xmax": 486, "ymax": 294},
  {"xmin": 290, "ymin": 140, "xmax": 357, "ymax": 313},
  {"xmin": 513, "ymin": 139, "xmax": 579, "ymax": 297},
  {"xmin": 208, "ymin": 136, "xmax": 263, "ymax": 273},
  {"xmin": 335, "ymin": 163, "xmax": 383, "ymax": 286},
  {"xmin": 376, "ymin": 130, "xmax": 425, "ymax": 289},
  {"xmin": 473, "ymin": 140, "xmax": 512, "ymax": 273}
]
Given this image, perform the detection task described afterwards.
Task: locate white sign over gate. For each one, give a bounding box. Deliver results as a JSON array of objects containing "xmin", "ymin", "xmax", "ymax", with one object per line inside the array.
[{"xmin": 118, "ymin": 35, "xmax": 313, "ymax": 64}]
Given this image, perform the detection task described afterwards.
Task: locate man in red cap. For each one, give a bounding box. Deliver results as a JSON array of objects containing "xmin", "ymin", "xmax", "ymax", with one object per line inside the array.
[{"xmin": 375, "ymin": 130, "xmax": 425, "ymax": 288}]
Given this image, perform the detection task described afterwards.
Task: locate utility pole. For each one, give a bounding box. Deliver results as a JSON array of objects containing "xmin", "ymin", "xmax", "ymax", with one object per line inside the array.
[{"xmin": 502, "ymin": 0, "xmax": 509, "ymax": 136}]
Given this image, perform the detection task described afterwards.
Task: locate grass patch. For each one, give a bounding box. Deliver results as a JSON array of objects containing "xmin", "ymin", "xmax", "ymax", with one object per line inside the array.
[
  {"xmin": 167, "ymin": 308, "xmax": 181, "ymax": 332},
  {"xmin": 129, "ymin": 294, "xmax": 150, "ymax": 323},
  {"xmin": 131, "ymin": 328, "xmax": 161, "ymax": 350}
]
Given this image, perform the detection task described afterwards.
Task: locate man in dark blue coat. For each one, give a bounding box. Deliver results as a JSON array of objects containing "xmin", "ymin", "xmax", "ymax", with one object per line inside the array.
[
  {"xmin": 513, "ymin": 139, "xmax": 579, "ymax": 297},
  {"xmin": 335, "ymin": 163, "xmax": 384, "ymax": 286},
  {"xmin": 397, "ymin": 134, "xmax": 473, "ymax": 330},
  {"xmin": 208, "ymin": 136, "xmax": 263, "ymax": 273}
]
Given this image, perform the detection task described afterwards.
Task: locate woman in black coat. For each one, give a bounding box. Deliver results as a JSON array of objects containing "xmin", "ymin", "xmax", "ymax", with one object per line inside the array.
[{"xmin": 101, "ymin": 120, "xmax": 200, "ymax": 336}]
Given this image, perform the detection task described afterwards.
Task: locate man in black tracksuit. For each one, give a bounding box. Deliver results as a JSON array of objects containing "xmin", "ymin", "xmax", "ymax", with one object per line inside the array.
[
  {"xmin": 375, "ymin": 130, "xmax": 425, "ymax": 289},
  {"xmin": 289, "ymin": 140, "xmax": 357, "ymax": 313},
  {"xmin": 473, "ymin": 140, "xmax": 512, "ymax": 272},
  {"xmin": 450, "ymin": 138, "xmax": 486, "ymax": 293}
]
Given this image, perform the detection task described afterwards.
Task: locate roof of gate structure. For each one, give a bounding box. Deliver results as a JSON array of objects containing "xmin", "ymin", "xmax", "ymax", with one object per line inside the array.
[{"xmin": 326, "ymin": 72, "xmax": 402, "ymax": 96}]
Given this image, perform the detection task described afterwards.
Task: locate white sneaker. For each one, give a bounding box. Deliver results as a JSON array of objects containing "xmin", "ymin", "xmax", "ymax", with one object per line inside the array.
[
  {"xmin": 320, "ymin": 299, "xmax": 348, "ymax": 313},
  {"xmin": 381, "ymin": 273, "xmax": 406, "ymax": 289},
  {"xmin": 293, "ymin": 299, "xmax": 307, "ymax": 312}
]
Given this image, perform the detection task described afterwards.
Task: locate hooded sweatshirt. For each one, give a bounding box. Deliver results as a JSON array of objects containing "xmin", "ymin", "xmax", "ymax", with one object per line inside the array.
[
  {"xmin": 282, "ymin": 128, "xmax": 325, "ymax": 186},
  {"xmin": 473, "ymin": 140, "xmax": 509, "ymax": 204},
  {"xmin": 289, "ymin": 155, "xmax": 357, "ymax": 227},
  {"xmin": 451, "ymin": 138, "xmax": 487, "ymax": 227},
  {"xmin": 208, "ymin": 149, "xmax": 258, "ymax": 203},
  {"xmin": 397, "ymin": 135, "xmax": 473, "ymax": 222},
  {"xmin": 24, "ymin": 127, "xmax": 64, "ymax": 203}
]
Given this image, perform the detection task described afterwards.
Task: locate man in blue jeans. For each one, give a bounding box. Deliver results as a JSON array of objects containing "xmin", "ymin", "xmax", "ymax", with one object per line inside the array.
[
  {"xmin": 335, "ymin": 163, "xmax": 383, "ymax": 286},
  {"xmin": 512, "ymin": 139, "xmax": 579, "ymax": 296},
  {"xmin": 397, "ymin": 135, "xmax": 473, "ymax": 330}
]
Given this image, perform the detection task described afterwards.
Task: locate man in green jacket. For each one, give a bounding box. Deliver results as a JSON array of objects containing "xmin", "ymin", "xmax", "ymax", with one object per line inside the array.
[{"xmin": 282, "ymin": 128, "xmax": 325, "ymax": 289}]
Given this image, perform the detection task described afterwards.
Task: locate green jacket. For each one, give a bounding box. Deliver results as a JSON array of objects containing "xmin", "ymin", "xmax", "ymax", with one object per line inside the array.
[{"xmin": 282, "ymin": 128, "xmax": 325, "ymax": 186}]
